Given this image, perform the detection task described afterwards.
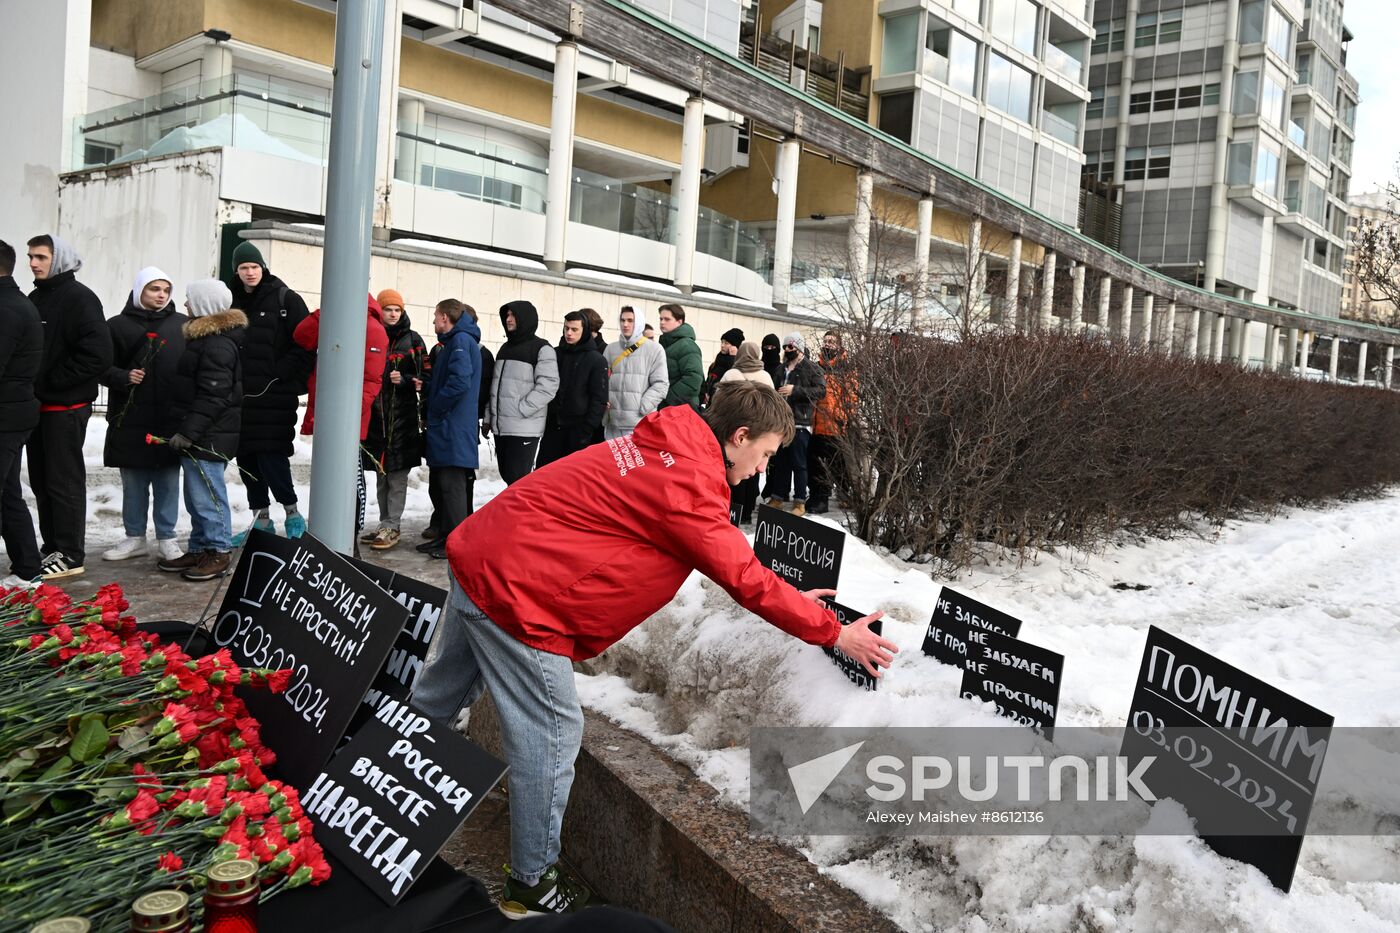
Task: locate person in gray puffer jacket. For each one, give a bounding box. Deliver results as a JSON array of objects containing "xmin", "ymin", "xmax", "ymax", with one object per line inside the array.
[
  {"xmin": 488, "ymin": 300, "xmax": 558, "ymax": 484},
  {"xmin": 602, "ymin": 305, "xmax": 667, "ymax": 439}
]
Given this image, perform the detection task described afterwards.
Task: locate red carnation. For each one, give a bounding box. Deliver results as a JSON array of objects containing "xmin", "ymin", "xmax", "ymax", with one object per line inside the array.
[{"xmin": 157, "ymin": 851, "xmax": 183, "ymax": 873}]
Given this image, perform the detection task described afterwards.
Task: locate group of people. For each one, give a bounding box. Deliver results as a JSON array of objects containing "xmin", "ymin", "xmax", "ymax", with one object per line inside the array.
[{"xmin": 0, "ymin": 232, "xmax": 856, "ymax": 585}]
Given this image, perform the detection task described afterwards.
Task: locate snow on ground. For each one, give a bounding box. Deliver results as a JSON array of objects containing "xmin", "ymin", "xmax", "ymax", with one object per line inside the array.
[
  {"xmin": 49, "ymin": 417, "xmax": 1400, "ymax": 929},
  {"xmin": 574, "ymin": 497, "xmax": 1400, "ymax": 931}
]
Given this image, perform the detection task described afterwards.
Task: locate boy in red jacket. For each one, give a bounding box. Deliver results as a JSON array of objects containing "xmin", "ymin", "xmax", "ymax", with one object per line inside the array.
[{"xmin": 413, "ymin": 380, "xmax": 896, "ymax": 919}]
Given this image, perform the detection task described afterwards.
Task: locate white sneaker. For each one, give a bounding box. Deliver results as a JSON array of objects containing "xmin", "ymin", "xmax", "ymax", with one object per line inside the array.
[
  {"xmin": 0, "ymin": 574, "xmax": 37, "ymax": 589},
  {"xmin": 103, "ymin": 536, "xmax": 149, "ymax": 561},
  {"xmin": 155, "ymin": 538, "xmax": 183, "ymax": 561}
]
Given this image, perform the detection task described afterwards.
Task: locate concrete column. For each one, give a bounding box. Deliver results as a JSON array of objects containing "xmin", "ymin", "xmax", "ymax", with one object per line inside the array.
[
  {"xmin": 1163, "ymin": 301, "xmax": 1177, "ymax": 355},
  {"xmin": 1005, "ymin": 235, "xmax": 1022, "ymax": 329},
  {"xmin": 1328, "ymin": 337, "xmax": 1340, "ymax": 382},
  {"xmin": 372, "ymin": 0, "xmax": 405, "ymax": 234},
  {"xmin": 771, "ymin": 137, "xmax": 801, "ymax": 308},
  {"xmin": 1285, "ymin": 327, "xmax": 1299, "ymax": 372},
  {"xmin": 672, "ymin": 96, "xmax": 705, "ymax": 292},
  {"xmin": 1112, "ymin": 0, "xmax": 1141, "ymax": 186},
  {"xmin": 1357, "ymin": 341, "xmax": 1369, "ymax": 385},
  {"xmin": 1298, "ymin": 331, "xmax": 1312, "ymax": 375},
  {"xmin": 1119, "ymin": 285, "xmax": 1134, "ymax": 341},
  {"xmin": 1140, "ymin": 293, "xmax": 1154, "ymax": 348},
  {"xmin": 1202, "ymin": 0, "xmax": 1241, "ymax": 292},
  {"xmin": 966, "ymin": 216, "xmax": 985, "ymax": 318},
  {"xmin": 1097, "ymin": 276, "xmax": 1111, "ymax": 330},
  {"xmin": 1186, "ymin": 308, "xmax": 1201, "ymax": 359},
  {"xmin": 849, "ymin": 171, "xmax": 874, "ymax": 294},
  {"xmin": 1385, "ymin": 346, "xmax": 1395, "ymax": 388},
  {"xmin": 1038, "ymin": 250, "xmax": 1057, "ymax": 331},
  {"xmin": 912, "ymin": 195, "xmax": 933, "ymax": 328},
  {"xmin": 1230, "ymin": 319, "xmax": 1249, "ymax": 364},
  {"xmin": 1211, "ymin": 314, "xmax": 1226, "ymax": 361},
  {"xmin": 1263, "ymin": 324, "xmax": 1279, "ymax": 370},
  {"xmin": 542, "ymin": 40, "xmax": 579, "ymax": 272},
  {"xmin": 1070, "ymin": 262, "xmax": 1085, "ymax": 330}
]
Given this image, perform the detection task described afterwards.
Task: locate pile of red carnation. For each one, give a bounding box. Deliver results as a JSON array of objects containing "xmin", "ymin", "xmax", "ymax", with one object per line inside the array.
[{"xmin": 0, "ymin": 583, "xmax": 330, "ymax": 931}]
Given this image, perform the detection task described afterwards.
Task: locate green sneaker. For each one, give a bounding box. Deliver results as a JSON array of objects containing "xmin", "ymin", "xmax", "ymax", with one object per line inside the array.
[{"xmin": 498, "ymin": 863, "xmax": 591, "ymax": 920}]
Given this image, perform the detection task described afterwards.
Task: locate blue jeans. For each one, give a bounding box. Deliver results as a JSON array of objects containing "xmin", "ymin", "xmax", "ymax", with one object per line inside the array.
[
  {"xmin": 181, "ymin": 458, "xmax": 231, "ymax": 553},
  {"xmin": 413, "ymin": 578, "xmax": 584, "ymax": 887},
  {"xmin": 120, "ymin": 466, "xmax": 180, "ymax": 539},
  {"xmin": 767, "ymin": 426, "xmax": 811, "ymax": 501}
]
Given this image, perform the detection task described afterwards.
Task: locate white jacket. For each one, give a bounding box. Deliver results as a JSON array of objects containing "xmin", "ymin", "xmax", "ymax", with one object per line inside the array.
[{"xmin": 603, "ymin": 309, "xmax": 669, "ymax": 437}]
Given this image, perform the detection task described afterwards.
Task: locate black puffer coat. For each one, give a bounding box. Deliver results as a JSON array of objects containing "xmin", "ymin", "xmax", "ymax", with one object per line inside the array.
[
  {"xmin": 100, "ymin": 297, "xmax": 186, "ymax": 468},
  {"xmin": 0, "ymin": 277, "xmax": 42, "ymax": 434},
  {"xmin": 28, "ymin": 270, "xmax": 112, "ymax": 407},
  {"xmin": 363, "ymin": 313, "xmax": 427, "ymax": 472},
  {"xmin": 228, "ymin": 271, "xmax": 312, "ymax": 457},
  {"xmin": 171, "ymin": 310, "xmax": 246, "ymax": 461}
]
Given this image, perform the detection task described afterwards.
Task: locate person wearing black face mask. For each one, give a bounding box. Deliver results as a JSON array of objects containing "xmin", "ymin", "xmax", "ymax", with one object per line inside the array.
[
  {"xmin": 766, "ymin": 332, "xmax": 825, "ymax": 516},
  {"xmin": 809, "ymin": 331, "xmax": 854, "ymax": 515},
  {"xmin": 761, "ymin": 333, "xmax": 782, "ymax": 386}
]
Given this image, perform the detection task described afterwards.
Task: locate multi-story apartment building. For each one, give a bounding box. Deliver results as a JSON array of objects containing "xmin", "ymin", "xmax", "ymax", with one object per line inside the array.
[
  {"xmin": 1082, "ymin": 0, "xmax": 1359, "ymax": 320},
  {"xmin": 1340, "ymin": 189, "xmax": 1398, "ymax": 324}
]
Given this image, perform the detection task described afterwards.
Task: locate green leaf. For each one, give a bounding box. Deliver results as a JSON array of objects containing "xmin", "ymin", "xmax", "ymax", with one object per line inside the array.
[
  {"xmin": 37, "ymin": 755, "xmax": 74, "ymax": 782},
  {"xmin": 117, "ymin": 725, "xmax": 150, "ymax": 751},
  {"xmin": 0, "ymin": 748, "xmax": 39, "ymax": 780},
  {"xmin": 71, "ymin": 718, "xmax": 109, "ymax": 763},
  {"xmin": 50, "ymin": 792, "xmax": 84, "ymax": 814}
]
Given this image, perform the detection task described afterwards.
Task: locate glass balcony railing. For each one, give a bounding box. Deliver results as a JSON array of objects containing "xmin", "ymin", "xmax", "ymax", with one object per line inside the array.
[
  {"xmin": 1287, "ymin": 120, "xmax": 1307, "ymax": 148},
  {"xmin": 1284, "ymin": 195, "xmax": 1303, "ymax": 213},
  {"xmin": 570, "ymin": 167, "xmax": 675, "ymax": 242},
  {"xmin": 1041, "ymin": 109, "xmax": 1080, "ymax": 145},
  {"xmin": 698, "ymin": 207, "xmax": 772, "ymax": 283},
  {"xmin": 395, "ymin": 123, "xmax": 548, "ymax": 213},
  {"xmin": 1045, "ymin": 43, "xmax": 1084, "ymax": 82},
  {"xmin": 74, "ymin": 74, "xmax": 331, "ymax": 169}
]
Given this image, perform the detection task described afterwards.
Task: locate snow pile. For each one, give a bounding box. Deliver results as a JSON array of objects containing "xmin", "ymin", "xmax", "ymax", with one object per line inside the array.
[{"xmin": 577, "ymin": 499, "xmax": 1400, "ymax": 930}]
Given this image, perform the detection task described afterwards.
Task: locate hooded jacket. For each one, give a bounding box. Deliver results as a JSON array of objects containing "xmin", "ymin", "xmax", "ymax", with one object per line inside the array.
[
  {"xmin": 602, "ymin": 307, "xmax": 668, "ymax": 437},
  {"xmin": 425, "ymin": 314, "xmax": 483, "ymax": 469},
  {"xmin": 548, "ymin": 323, "xmax": 608, "ymax": 429},
  {"xmin": 364, "ymin": 311, "xmax": 427, "ymax": 472},
  {"xmin": 659, "ymin": 321, "xmax": 703, "ymax": 409},
  {"xmin": 170, "ymin": 309, "xmax": 246, "ymax": 461},
  {"xmin": 100, "ymin": 271, "xmax": 187, "ymax": 468},
  {"xmin": 293, "ymin": 295, "xmax": 389, "ymax": 441},
  {"xmin": 447, "ymin": 404, "xmax": 841, "ymax": 661},
  {"xmin": 489, "ymin": 301, "xmax": 558, "ymax": 437},
  {"xmin": 227, "ymin": 260, "xmax": 314, "ymax": 456},
  {"xmin": 0, "ymin": 276, "xmax": 43, "ymax": 434},
  {"xmin": 761, "ymin": 334, "xmax": 783, "ymax": 389},
  {"xmin": 776, "ymin": 352, "xmax": 827, "ymax": 428},
  {"xmin": 27, "ymin": 236, "xmax": 112, "ymax": 408},
  {"xmin": 719, "ymin": 341, "xmax": 775, "ymax": 389}
]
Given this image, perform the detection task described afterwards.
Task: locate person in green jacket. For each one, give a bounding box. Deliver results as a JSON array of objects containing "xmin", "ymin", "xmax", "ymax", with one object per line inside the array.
[{"xmin": 657, "ymin": 303, "xmax": 702, "ymax": 410}]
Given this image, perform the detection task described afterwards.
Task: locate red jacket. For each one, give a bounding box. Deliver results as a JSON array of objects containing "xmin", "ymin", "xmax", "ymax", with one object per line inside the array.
[
  {"xmin": 447, "ymin": 405, "xmax": 841, "ymax": 660},
  {"xmin": 293, "ymin": 294, "xmax": 388, "ymax": 440}
]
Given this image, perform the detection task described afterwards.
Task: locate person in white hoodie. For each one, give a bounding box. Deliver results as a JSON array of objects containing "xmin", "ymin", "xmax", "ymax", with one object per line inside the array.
[
  {"xmin": 602, "ymin": 305, "xmax": 668, "ymax": 439},
  {"xmin": 99, "ymin": 266, "xmax": 187, "ymax": 563}
]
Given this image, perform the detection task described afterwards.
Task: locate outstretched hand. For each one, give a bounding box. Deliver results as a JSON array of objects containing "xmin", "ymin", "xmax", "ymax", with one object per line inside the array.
[{"xmin": 835, "ymin": 611, "xmax": 897, "ymax": 678}]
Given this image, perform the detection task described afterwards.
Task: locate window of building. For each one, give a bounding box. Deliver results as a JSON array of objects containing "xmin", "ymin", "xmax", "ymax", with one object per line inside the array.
[
  {"xmin": 1088, "ymin": 87, "xmax": 1105, "ymax": 119},
  {"xmin": 951, "ymin": 0, "xmax": 981, "ymax": 22},
  {"xmin": 1091, "ymin": 18, "xmax": 1126, "ymax": 54},
  {"xmin": 1296, "ymin": 51, "xmax": 1311, "ymax": 84},
  {"xmin": 1134, "ymin": 9, "xmax": 1182, "ymax": 47},
  {"xmin": 1153, "ymin": 88, "xmax": 1176, "ymax": 111},
  {"xmin": 1255, "ymin": 143, "xmax": 1280, "ymax": 196},
  {"xmin": 808, "ymin": 25, "xmax": 821, "ymax": 51},
  {"xmin": 926, "ymin": 16, "xmax": 980, "ymax": 95},
  {"xmin": 1227, "ymin": 141, "xmax": 1253, "ymax": 184},
  {"xmin": 1177, "ymin": 85, "xmax": 1202, "ymax": 108},
  {"xmin": 1158, "ymin": 9, "xmax": 1183, "ymax": 43},
  {"xmin": 1267, "ymin": 5, "xmax": 1292, "ymax": 58},
  {"xmin": 877, "ymin": 90, "xmax": 915, "ymax": 143},
  {"xmin": 881, "ymin": 11, "xmax": 921, "ymax": 75},
  {"xmin": 1233, "ymin": 70, "xmax": 1259, "ymax": 115},
  {"xmin": 1135, "ymin": 12, "xmax": 1158, "ymax": 47},
  {"xmin": 1129, "ymin": 91, "xmax": 1152, "ymax": 114},
  {"xmin": 1262, "ymin": 74, "xmax": 1286, "ymax": 127},
  {"xmin": 1204, "ymin": 82, "xmax": 1221, "ymax": 105},
  {"xmin": 1148, "ymin": 147, "xmax": 1171, "ymax": 179},
  {"xmin": 985, "ymin": 50, "xmax": 1034, "ymax": 122},
  {"xmin": 1240, "ymin": 0, "xmax": 1266, "ymax": 43},
  {"xmin": 990, "ymin": 0, "xmax": 1038, "ymax": 54},
  {"xmin": 1124, "ymin": 146, "xmax": 1148, "ymax": 180}
]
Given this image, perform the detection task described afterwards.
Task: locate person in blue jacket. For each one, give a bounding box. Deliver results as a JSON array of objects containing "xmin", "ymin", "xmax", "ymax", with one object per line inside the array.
[{"xmin": 423, "ymin": 298, "xmax": 482, "ymax": 560}]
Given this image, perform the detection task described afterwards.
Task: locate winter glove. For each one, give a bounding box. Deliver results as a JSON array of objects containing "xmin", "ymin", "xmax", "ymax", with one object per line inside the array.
[{"xmin": 168, "ymin": 433, "xmax": 193, "ymax": 452}]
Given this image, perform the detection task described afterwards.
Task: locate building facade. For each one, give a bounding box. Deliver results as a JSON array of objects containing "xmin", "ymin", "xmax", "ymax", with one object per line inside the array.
[
  {"xmin": 1082, "ymin": 0, "xmax": 1359, "ymax": 319},
  {"xmin": 1340, "ymin": 189, "xmax": 1398, "ymax": 324}
]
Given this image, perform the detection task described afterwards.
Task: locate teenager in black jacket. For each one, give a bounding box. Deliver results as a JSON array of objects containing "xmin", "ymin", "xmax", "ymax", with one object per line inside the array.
[
  {"xmin": 0, "ymin": 241, "xmax": 43, "ymax": 584},
  {"xmin": 24, "ymin": 234, "xmax": 113, "ymax": 579},
  {"xmin": 157, "ymin": 280, "xmax": 246, "ymax": 583},
  {"xmin": 536, "ymin": 311, "xmax": 607, "ymax": 468},
  {"xmin": 100, "ymin": 266, "xmax": 187, "ymax": 564},
  {"xmin": 361, "ymin": 289, "xmax": 427, "ymax": 551}
]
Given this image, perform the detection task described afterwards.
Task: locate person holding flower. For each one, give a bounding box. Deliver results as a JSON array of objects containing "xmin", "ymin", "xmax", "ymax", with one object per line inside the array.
[
  {"xmin": 156, "ymin": 280, "xmax": 246, "ymax": 582},
  {"xmin": 360, "ymin": 288, "xmax": 426, "ymax": 551},
  {"xmin": 100, "ymin": 265, "xmax": 186, "ymax": 563}
]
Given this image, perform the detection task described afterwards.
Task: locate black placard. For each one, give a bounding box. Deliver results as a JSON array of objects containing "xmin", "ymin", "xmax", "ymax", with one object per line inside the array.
[
  {"xmin": 921, "ymin": 586, "xmax": 1023, "ymax": 667},
  {"xmin": 729, "ymin": 501, "xmax": 742, "ymax": 527},
  {"xmin": 211, "ymin": 530, "xmax": 406, "ymax": 787},
  {"xmin": 302, "ymin": 696, "xmax": 508, "ymax": 905},
  {"xmin": 1120, "ymin": 627, "xmax": 1333, "ymax": 893},
  {"xmin": 959, "ymin": 628, "xmax": 1063, "ymax": 738},
  {"xmin": 820, "ymin": 598, "xmax": 882, "ymax": 691},
  {"xmin": 752, "ymin": 504, "xmax": 844, "ymax": 591},
  {"xmin": 343, "ymin": 558, "xmax": 448, "ymax": 740}
]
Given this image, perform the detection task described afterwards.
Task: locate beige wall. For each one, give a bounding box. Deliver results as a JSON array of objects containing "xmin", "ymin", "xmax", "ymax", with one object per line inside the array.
[{"xmin": 92, "ymin": 0, "xmax": 202, "ymax": 57}]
